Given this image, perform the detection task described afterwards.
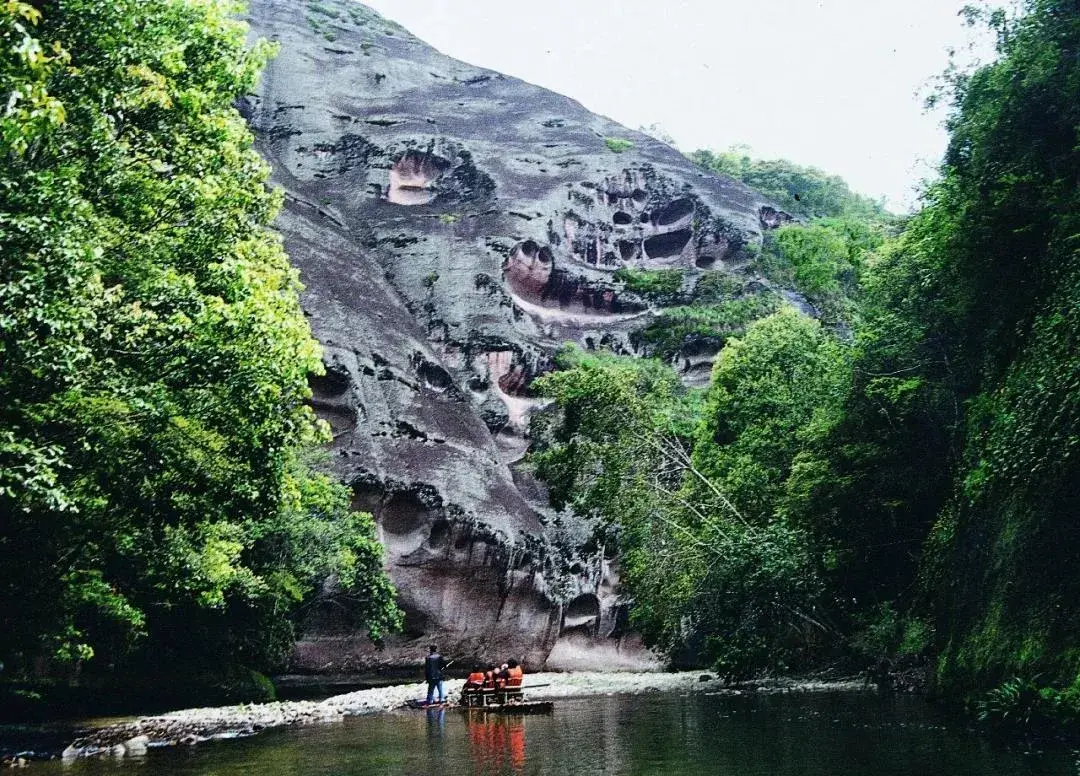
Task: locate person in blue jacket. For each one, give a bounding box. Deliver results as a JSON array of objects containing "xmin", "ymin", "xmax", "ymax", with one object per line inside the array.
[{"xmin": 424, "ymin": 644, "xmax": 446, "ymax": 705}]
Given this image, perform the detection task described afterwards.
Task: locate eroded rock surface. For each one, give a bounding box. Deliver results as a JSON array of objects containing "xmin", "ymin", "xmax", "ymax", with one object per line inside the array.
[{"xmin": 244, "ymin": 0, "xmax": 789, "ymax": 672}]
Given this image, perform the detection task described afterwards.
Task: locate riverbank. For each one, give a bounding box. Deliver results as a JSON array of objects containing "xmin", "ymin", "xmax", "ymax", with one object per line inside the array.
[{"xmin": 47, "ymin": 673, "xmax": 866, "ymax": 761}]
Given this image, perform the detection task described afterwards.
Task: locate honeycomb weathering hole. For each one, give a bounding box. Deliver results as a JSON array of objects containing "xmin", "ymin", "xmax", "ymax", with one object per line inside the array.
[
  {"xmin": 380, "ymin": 492, "xmax": 428, "ymax": 536},
  {"xmin": 429, "ymin": 519, "xmax": 451, "ymax": 549},
  {"xmin": 695, "ymin": 254, "xmax": 717, "ymax": 269},
  {"xmin": 759, "ymin": 205, "xmax": 794, "ymax": 229},
  {"xmin": 613, "ymin": 211, "xmax": 633, "ymax": 225},
  {"xmin": 497, "ymin": 364, "xmax": 530, "ymax": 396},
  {"xmin": 417, "ymin": 361, "xmax": 453, "ymax": 392},
  {"xmin": 388, "ymin": 150, "xmax": 452, "ymax": 205},
  {"xmin": 506, "ymin": 240, "xmax": 646, "ymax": 316},
  {"xmin": 504, "ymin": 240, "xmax": 554, "ymax": 300},
  {"xmin": 563, "ymin": 594, "xmax": 601, "ymax": 628},
  {"xmin": 644, "ymin": 228, "xmax": 692, "ymax": 259},
  {"xmin": 309, "ymin": 366, "xmax": 351, "ymax": 398},
  {"xmin": 656, "ymin": 198, "xmax": 694, "ymax": 226}
]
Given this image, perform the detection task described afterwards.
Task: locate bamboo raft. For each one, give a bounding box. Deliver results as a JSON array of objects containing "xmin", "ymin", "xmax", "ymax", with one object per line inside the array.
[
  {"xmin": 459, "ymin": 700, "xmax": 553, "ymax": 714},
  {"xmin": 404, "ymin": 697, "xmax": 553, "ymax": 714}
]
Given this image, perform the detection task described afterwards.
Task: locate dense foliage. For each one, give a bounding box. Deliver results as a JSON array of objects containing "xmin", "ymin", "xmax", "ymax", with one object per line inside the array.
[
  {"xmin": 612, "ymin": 267, "xmax": 684, "ymax": 304},
  {"xmin": 907, "ymin": 0, "xmax": 1080, "ymax": 700},
  {"xmin": 688, "ymin": 146, "xmax": 889, "ymax": 222},
  {"xmin": 690, "ymin": 146, "xmax": 895, "ymax": 320},
  {"xmin": 532, "ymin": 312, "xmax": 846, "ymax": 676},
  {"xmin": 0, "ymin": 0, "xmax": 399, "ymax": 692},
  {"xmin": 533, "ymin": 0, "xmax": 1080, "ymax": 715}
]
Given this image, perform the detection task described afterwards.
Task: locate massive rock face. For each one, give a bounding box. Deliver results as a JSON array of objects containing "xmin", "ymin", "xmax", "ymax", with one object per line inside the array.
[{"xmin": 243, "ymin": 0, "xmax": 789, "ymax": 672}]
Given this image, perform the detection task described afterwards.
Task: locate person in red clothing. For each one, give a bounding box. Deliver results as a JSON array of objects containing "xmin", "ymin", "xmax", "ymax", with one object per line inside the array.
[
  {"xmin": 464, "ymin": 665, "xmax": 486, "ymax": 690},
  {"xmin": 504, "ymin": 659, "xmax": 524, "ymax": 687},
  {"xmin": 461, "ymin": 664, "xmax": 486, "ymax": 707}
]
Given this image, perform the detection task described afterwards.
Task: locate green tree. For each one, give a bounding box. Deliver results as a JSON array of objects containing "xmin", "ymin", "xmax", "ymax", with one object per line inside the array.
[
  {"xmin": 785, "ymin": 0, "xmax": 1080, "ymax": 699},
  {"xmin": 689, "ymin": 146, "xmax": 890, "ymax": 222},
  {"xmin": 532, "ymin": 310, "xmax": 850, "ymax": 675},
  {"xmin": 0, "ymin": 0, "xmax": 399, "ymax": 685}
]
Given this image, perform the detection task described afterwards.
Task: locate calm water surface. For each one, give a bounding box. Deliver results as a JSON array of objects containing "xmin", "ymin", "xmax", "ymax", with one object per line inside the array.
[{"xmin": 38, "ymin": 692, "xmax": 1076, "ymax": 775}]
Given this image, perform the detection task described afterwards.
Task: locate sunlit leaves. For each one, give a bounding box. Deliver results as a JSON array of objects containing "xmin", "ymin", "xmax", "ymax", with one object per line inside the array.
[{"xmin": 0, "ymin": 0, "xmax": 398, "ymax": 675}]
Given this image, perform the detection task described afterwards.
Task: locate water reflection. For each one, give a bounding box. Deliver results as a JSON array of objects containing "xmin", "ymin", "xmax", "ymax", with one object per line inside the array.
[
  {"xmin": 30, "ymin": 692, "xmax": 1076, "ymax": 776},
  {"xmin": 464, "ymin": 712, "xmax": 526, "ymax": 775},
  {"xmin": 426, "ymin": 706, "xmax": 445, "ymax": 754}
]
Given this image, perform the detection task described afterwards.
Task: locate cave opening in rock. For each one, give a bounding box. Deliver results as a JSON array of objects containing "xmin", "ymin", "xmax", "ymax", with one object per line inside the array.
[
  {"xmin": 631, "ymin": 188, "xmax": 647, "ymax": 204},
  {"xmin": 655, "ymin": 198, "xmax": 694, "ymax": 226},
  {"xmin": 417, "ymin": 360, "xmax": 453, "ymax": 393},
  {"xmin": 504, "ymin": 240, "xmax": 554, "ymax": 300},
  {"xmin": 428, "ymin": 519, "xmax": 451, "ymax": 549},
  {"xmin": 695, "ymin": 254, "xmax": 717, "ymax": 269},
  {"xmin": 618, "ymin": 239, "xmax": 638, "ymax": 261},
  {"xmin": 639, "ymin": 212, "xmax": 650, "ymax": 223},
  {"xmin": 609, "ymin": 604, "xmax": 631, "ymax": 639},
  {"xmin": 612, "ymin": 211, "xmax": 633, "ymax": 225},
  {"xmin": 497, "ymin": 364, "xmax": 530, "ymax": 396},
  {"xmin": 563, "ymin": 593, "xmax": 601, "ymax": 629},
  {"xmin": 318, "ymin": 406, "xmax": 358, "ymax": 436},
  {"xmin": 643, "ymin": 228, "xmax": 692, "ymax": 260},
  {"xmin": 380, "ymin": 492, "xmax": 429, "ymax": 536},
  {"xmin": 388, "ymin": 150, "xmax": 452, "ymax": 205},
  {"xmin": 308, "ymin": 365, "xmax": 351, "ymax": 398},
  {"xmin": 402, "ymin": 608, "xmax": 432, "ymax": 639},
  {"xmin": 759, "ymin": 205, "xmax": 793, "ymax": 229}
]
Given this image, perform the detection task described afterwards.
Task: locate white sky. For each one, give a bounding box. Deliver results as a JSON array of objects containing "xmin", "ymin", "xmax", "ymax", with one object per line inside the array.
[{"xmin": 363, "ymin": 0, "xmax": 996, "ymax": 212}]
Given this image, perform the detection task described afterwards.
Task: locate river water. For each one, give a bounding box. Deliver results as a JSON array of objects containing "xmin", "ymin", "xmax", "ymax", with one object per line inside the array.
[{"xmin": 34, "ymin": 691, "xmax": 1076, "ymax": 775}]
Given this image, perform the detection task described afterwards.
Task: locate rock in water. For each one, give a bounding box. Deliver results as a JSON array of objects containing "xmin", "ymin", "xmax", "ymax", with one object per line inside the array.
[{"xmin": 243, "ymin": 0, "xmax": 788, "ymax": 671}]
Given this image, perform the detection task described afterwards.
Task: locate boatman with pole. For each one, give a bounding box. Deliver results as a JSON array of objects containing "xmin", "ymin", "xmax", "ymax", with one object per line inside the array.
[{"xmin": 424, "ymin": 644, "xmax": 446, "ymax": 705}]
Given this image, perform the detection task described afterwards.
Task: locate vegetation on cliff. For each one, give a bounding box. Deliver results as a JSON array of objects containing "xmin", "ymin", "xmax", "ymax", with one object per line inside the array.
[
  {"xmin": 533, "ymin": 0, "xmax": 1080, "ymax": 719},
  {"xmin": 0, "ymin": 0, "xmax": 399, "ymax": 702},
  {"xmin": 688, "ymin": 146, "xmax": 888, "ymax": 222}
]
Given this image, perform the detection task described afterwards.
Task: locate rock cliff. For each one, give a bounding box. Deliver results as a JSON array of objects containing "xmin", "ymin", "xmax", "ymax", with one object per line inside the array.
[{"xmin": 242, "ymin": 0, "xmax": 792, "ymax": 672}]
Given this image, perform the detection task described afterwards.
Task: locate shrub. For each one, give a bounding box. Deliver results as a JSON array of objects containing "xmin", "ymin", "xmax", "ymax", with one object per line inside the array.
[{"xmin": 604, "ymin": 137, "xmax": 634, "ymax": 153}]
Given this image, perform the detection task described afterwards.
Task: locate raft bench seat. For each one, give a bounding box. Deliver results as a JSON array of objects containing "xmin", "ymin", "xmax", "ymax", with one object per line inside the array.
[
  {"xmin": 461, "ymin": 684, "xmax": 486, "ymax": 707},
  {"xmin": 496, "ymin": 677, "xmax": 523, "ymax": 705}
]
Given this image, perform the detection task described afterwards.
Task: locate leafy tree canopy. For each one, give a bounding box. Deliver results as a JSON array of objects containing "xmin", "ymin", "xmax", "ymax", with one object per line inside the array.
[
  {"xmin": 688, "ymin": 145, "xmax": 892, "ymax": 222},
  {"xmin": 0, "ymin": 0, "xmax": 399, "ymax": 683}
]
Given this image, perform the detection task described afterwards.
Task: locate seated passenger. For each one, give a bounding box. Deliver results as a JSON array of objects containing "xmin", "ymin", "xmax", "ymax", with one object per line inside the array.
[
  {"xmin": 504, "ymin": 659, "xmax": 523, "ymax": 687},
  {"xmin": 464, "ymin": 665, "xmax": 486, "ymax": 691},
  {"xmin": 483, "ymin": 664, "xmax": 498, "ymax": 690}
]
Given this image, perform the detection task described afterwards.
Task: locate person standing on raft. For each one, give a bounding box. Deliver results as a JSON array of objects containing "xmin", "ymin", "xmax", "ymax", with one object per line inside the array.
[{"xmin": 425, "ymin": 644, "xmax": 446, "ymax": 705}]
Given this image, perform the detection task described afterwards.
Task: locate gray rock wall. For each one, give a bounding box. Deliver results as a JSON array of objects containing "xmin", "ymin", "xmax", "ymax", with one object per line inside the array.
[{"xmin": 244, "ymin": 0, "xmax": 788, "ymax": 672}]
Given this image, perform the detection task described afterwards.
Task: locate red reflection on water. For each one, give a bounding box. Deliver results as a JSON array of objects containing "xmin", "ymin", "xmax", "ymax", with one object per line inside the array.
[{"xmin": 464, "ymin": 713, "xmax": 526, "ymax": 775}]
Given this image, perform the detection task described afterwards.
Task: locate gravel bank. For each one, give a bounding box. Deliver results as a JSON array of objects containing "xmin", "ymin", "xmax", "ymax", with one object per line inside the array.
[{"xmin": 57, "ymin": 673, "xmax": 867, "ymax": 760}]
